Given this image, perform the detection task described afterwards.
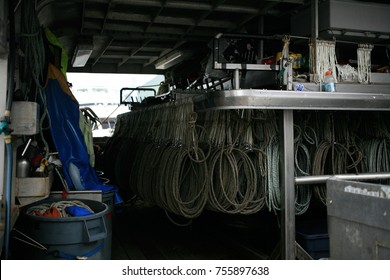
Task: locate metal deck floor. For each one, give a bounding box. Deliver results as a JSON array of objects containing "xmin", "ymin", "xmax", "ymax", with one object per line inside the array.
[{"xmin": 110, "ymin": 200, "xmax": 280, "ymax": 260}]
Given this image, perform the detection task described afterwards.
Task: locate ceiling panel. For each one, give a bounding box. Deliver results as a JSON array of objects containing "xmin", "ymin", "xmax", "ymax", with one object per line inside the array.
[{"xmin": 35, "ymin": 0, "xmax": 389, "ymax": 76}]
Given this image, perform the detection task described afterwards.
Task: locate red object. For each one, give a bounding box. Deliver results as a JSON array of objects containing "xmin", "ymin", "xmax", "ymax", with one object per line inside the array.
[
  {"xmin": 261, "ymin": 56, "xmax": 276, "ymax": 65},
  {"xmin": 31, "ymin": 154, "xmax": 43, "ymax": 167},
  {"xmin": 62, "ymin": 190, "xmax": 68, "ymax": 199},
  {"xmin": 34, "ymin": 207, "xmax": 62, "ymax": 217}
]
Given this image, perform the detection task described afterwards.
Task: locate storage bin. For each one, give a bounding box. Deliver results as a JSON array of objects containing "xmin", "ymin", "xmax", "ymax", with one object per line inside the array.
[
  {"xmin": 12, "ymin": 199, "xmax": 111, "ymax": 260},
  {"xmin": 327, "ymin": 179, "xmax": 390, "ymax": 259},
  {"xmin": 296, "ymin": 220, "xmax": 330, "ymax": 259},
  {"xmin": 15, "ymin": 172, "xmax": 53, "ymax": 206}
]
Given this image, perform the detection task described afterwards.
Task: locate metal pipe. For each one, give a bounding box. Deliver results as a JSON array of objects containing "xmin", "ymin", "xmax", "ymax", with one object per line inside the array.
[
  {"xmin": 311, "ymin": 0, "xmax": 318, "ymax": 39},
  {"xmin": 6, "ymin": 0, "xmax": 15, "ymax": 113},
  {"xmin": 4, "ymin": 138, "xmax": 12, "ymax": 259},
  {"xmin": 295, "ymin": 173, "xmax": 390, "ymax": 185},
  {"xmin": 3, "ymin": 0, "xmax": 15, "ymax": 260},
  {"xmin": 258, "ymin": 16, "xmax": 264, "ymax": 59},
  {"xmin": 280, "ymin": 110, "xmax": 295, "ymax": 260},
  {"xmin": 233, "ymin": 69, "xmax": 240, "ymax": 89}
]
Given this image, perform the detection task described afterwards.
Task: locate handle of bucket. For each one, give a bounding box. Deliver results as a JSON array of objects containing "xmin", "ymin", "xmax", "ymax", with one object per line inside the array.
[
  {"xmin": 49, "ymin": 241, "xmax": 105, "ymax": 260},
  {"xmin": 83, "ymin": 216, "xmax": 107, "ymax": 242}
]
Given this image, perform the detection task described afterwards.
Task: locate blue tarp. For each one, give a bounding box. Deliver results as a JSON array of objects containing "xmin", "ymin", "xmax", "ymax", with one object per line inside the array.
[{"xmin": 44, "ymin": 64, "xmax": 122, "ymax": 204}]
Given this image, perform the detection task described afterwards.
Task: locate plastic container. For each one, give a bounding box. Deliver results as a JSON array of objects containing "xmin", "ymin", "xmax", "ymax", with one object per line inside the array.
[
  {"xmin": 296, "ymin": 220, "xmax": 329, "ymax": 259},
  {"xmin": 12, "ymin": 199, "xmax": 111, "ymax": 260},
  {"xmin": 295, "ymin": 84, "xmax": 304, "ymax": 91},
  {"xmin": 327, "ymin": 179, "xmax": 390, "ymax": 259},
  {"xmin": 292, "ymin": 53, "xmax": 302, "ymax": 69},
  {"xmin": 16, "ymin": 158, "xmax": 30, "ymax": 178},
  {"xmin": 102, "ymin": 191, "xmax": 114, "ymax": 256},
  {"xmin": 322, "ymin": 70, "xmax": 336, "ymax": 92}
]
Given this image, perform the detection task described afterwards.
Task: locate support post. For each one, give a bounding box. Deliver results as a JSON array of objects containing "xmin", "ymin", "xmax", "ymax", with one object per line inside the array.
[
  {"xmin": 233, "ymin": 68, "xmax": 240, "ymax": 89},
  {"xmin": 280, "ymin": 109, "xmax": 295, "ymax": 260},
  {"xmin": 258, "ymin": 16, "xmax": 264, "ymax": 60},
  {"xmin": 311, "ymin": 0, "xmax": 319, "ymax": 39},
  {"xmin": 310, "ymin": 0, "xmax": 319, "ymax": 82}
]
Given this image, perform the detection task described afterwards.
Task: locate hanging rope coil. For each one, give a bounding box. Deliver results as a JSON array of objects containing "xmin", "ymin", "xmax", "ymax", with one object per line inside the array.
[
  {"xmin": 357, "ymin": 43, "xmax": 374, "ymax": 84},
  {"xmin": 293, "ymin": 125, "xmax": 313, "ymax": 215},
  {"xmin": 106, "ymin": 100, "xmax": 390, "ymax": 218},
  {"xmin": 207, "ymin": 147, "xmax": 265, "ymax": 214},
  {"xmin": 309, "ymin": 40, "xmax": 338, "ymax": 83},
  {"xmin": 309, "ymin": 112, "xmax": 366, "ymax": 204}
]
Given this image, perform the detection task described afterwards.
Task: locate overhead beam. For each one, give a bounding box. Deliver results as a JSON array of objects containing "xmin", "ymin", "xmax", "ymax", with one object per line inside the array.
[
  {"xmin": 85, "ymin": 10, "xmax": 236, "ymax": 29},
  {"xmin": 118, "ymin": 39, "xmax": 152, "ymax": 67},
  {"xmin": 144, "ymin": 0, "xmax": 167, "ymax": 33},
  {"xmin": 80, "ymin": 0, "xmax": 86, "ymax": 33},
  {"xmin": 143, "ymin": 39, "xmax": 186, "ymax": 67},
  {"xmin": 92, "ymin": 37, "xmax": 114, "ymax": 66},
  {"xmin": 83, "ymin": 28, "xmax": 205, "ymax": 41},
  {"xmin": 266, "ymin": 0, "xmax": 304, "ymax": 3},
  {"xmin": 104, "ymin": 50, "xmax": 161, "ymax": 57},
  {"xmin": 111, "ymin": 0, "xmax": 261, "ymax": 13},
  {"xmin": 101, "ymin": 0, "xmax": 113, "ymax": 34},
  {"xmin": 83, "ymin": 21, "xmax": 211, "ymax": 40}
]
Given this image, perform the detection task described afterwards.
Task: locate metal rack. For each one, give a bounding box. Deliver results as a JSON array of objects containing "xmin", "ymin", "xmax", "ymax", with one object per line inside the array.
[
  {"xmin": 206, "ymin": 10, "xmax": 390, "ymax": 258},
  {"xmin": 191, "ymin": 89, "xmax": 390, "ymax": 259},
  {"xmin": 120, "ymin": 0, "xmax": 390, "ymax": 258}
]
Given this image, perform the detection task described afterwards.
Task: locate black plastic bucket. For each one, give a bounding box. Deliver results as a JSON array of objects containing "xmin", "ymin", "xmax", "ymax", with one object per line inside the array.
[{"xmin": 12, "ymin": 199, "xmax": 111, "ymax": 260}]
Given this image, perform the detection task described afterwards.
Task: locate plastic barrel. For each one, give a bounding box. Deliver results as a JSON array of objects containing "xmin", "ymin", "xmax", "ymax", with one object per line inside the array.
[
  {"xmin": 102, "ymin": 191, "xmax": 114, "ymax": 258},
  {"xmin": 12, "ymin": 199, "xmax": 111, "ymax": 260}
]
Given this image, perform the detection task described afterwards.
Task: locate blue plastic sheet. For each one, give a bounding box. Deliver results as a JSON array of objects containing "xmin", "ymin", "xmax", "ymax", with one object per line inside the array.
[
  {"xmin": 65, "ymin": 205, "xmax": 94, "ymax": 216},
  {"xmin": 44, "ymin": 64, "xmax": 122, "ymax": 204}
]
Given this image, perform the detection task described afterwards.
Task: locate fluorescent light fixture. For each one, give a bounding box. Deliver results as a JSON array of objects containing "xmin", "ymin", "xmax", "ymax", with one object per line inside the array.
[
  {"xmin": 155, "ymin": 51, "xmax": 184, "ymax": 70},
  {"xmin": 326, "ymin": 29, "xmax": 390, "ymax": 40},
  {"xmin": 71, "ymin": 43, "xmax": 93, "ymax": 67}
]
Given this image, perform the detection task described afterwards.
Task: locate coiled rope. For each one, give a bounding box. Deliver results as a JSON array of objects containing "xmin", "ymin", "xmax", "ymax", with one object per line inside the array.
[
  {"xmin": 127, "ymin": 98, "xmax": 209, "ymax": 218},
  {"xmin": 311, "ymin": 112, "xmax": 365, "ymax": 204},
  {"xmin": 108, "ymin": 104, "xmax": 390, "ymax": 218},
  {"xmin": 293, "ymin": 124, "xmax": 313, "ymax": 215},
  {"xmin": 26, "ymin": 200, "xmax": 94, "ymax": 217}
]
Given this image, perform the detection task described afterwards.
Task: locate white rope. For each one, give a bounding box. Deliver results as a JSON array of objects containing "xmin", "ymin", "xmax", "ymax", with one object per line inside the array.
[
  {"xmin": 357, "ymin": 43, "xmax": 374, "ymax": 84},
  {"xmin": 336, "ymin": 64, "xmax": 358, "ymax": 82},
  {"xmin": 265, "ymin": 136, "xmax": 280, "ymax": 212},
  {"xmin": 310, "ymin": 40, "xmax": 338, "ymax": 83},
  {"xmin": 26, "ymin": 200, "xmax": 94, "ymax": 217}
]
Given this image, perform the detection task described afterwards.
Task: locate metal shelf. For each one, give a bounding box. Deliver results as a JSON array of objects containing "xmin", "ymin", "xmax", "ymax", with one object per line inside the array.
[
  {"xmin": 213, "ymin": 62, "xmax": 280, "ymax": 71},
  {"xmin": 193, "ymin": 88, "xmax": 390, "ymax": 259},
  {"xmin": 194, "ymin": 89, "xmax": 390, "ymax": 112}
]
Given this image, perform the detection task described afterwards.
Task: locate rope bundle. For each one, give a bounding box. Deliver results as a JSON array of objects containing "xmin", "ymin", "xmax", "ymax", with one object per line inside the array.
[
  {"xmin": 309, "ymin": 40, "xmax": 338, "ymax": 83},
  {"xmin": 26, "ymin": 200, "xmax": 94, "ymax": 217},
  {"xmin": 123, "ymin": 98, "xmax": 209, "ymax": 218},
  {"xmin": 306, "ymin": 112, "xmax": 386, "ymax": 204},
  {"xmin": 357, "ymin": 43, "xmax": 374, "ymax": 84},
  {"xmin": 105, "ymin": 103, "xmax": 390, "ymax": 217}
]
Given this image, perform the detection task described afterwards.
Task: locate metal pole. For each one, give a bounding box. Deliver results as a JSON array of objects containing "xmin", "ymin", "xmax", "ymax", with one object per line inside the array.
[
  {"xmin": 280, "ymin": 109, "xmax": 295, "ymax": 260},
  {"xmin": 295, "ymin": 172, "xmax": 390, "ymax": 185},
  {"xmin": 233, "ymin": 68, "xmax": 240, "ymax": 89},
  {"xmin": 310, "ymin": 0, "xmax": 319, "ymax": 82},
  {"xmin": 311, "ymin": 0, "xmax": 319, "ymax": 39},
  {"xmin": 258, "ymin": 16, "xmax": 264, "ymax": 60}
]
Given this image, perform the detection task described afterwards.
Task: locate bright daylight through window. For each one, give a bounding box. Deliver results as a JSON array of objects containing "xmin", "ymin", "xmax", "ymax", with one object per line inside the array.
[{"xmin": 67, "ymin": 73, "xmax": 164, "ymax": 137}]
